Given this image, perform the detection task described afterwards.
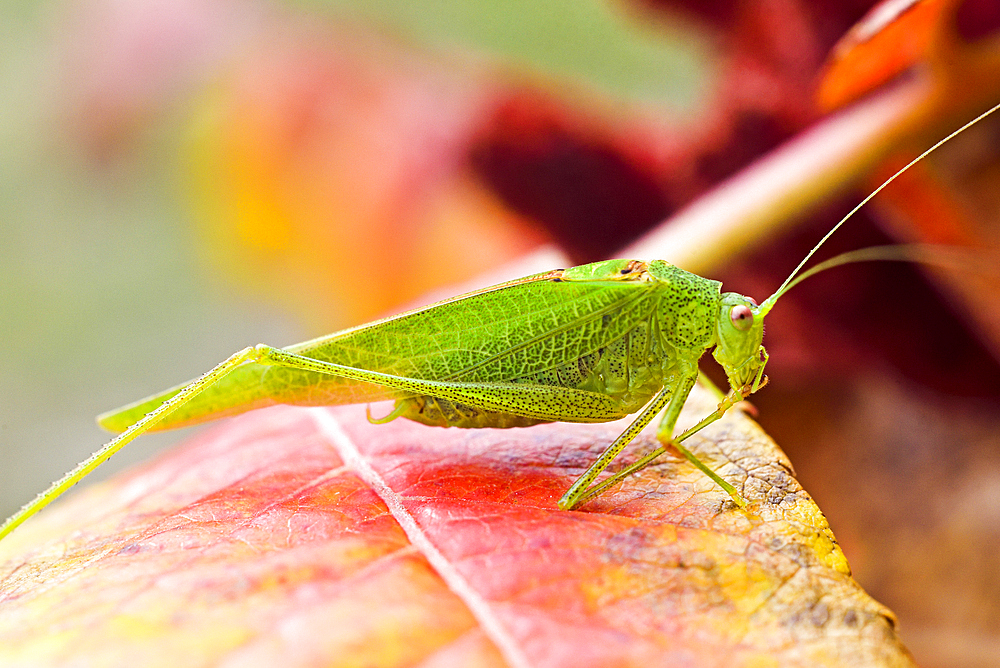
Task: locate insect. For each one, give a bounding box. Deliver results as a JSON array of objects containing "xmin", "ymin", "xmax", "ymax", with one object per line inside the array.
[{"xmin": 2, "ymin": 103, "xmax": 997, "ymax": 543}]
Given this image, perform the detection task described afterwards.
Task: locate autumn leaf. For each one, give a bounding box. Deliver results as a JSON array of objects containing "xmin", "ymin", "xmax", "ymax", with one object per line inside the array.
[
  {"xmin": 0, "ymin": 384, "xmax": 913, "ymax": 667},
  {"xmin": 812, "ymin": 0, "xmax": 1000, "ymax": 359}
]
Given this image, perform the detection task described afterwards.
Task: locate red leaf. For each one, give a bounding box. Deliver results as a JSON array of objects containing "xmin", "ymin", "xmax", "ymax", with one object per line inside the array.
[{"xmin": 0, "ymin": 385, "xmax": 913, "ymax": 667}]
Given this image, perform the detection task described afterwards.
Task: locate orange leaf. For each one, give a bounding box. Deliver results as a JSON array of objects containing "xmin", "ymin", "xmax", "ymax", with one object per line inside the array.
[
  {"xmin": 816, "ymin": 0, "xmax": 947, "ymax": 111},
  {"xmin": 0, "ymin": 386, "xmax": 913, "ymax": 667},
  {"xmin": 812, "ymin": 0, "xmax": 1000, "ymax": 360}
]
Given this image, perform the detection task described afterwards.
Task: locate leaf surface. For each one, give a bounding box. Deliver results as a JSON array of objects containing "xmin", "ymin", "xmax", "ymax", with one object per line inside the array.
[{"xmin": 0, "ymin": 386, "xmax": 913, "ymax": 667}]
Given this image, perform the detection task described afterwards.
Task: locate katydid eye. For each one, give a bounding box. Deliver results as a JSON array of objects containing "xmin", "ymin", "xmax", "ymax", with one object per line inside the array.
[{"xmin": 730, "ymin": 304, "xmax": 753, "ymax": 331}]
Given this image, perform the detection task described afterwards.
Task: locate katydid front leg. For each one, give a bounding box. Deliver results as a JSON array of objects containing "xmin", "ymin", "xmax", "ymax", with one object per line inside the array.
[
  {"xmin": 558, "ymin": 364, "xmax": 748, "ymax": 511},
  {"xmin": 557, "ymin": 385, "xmax": 675, "ymax": 510}
]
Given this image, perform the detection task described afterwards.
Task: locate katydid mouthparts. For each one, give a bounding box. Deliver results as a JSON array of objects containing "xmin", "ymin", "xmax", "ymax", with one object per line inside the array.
[{"xmin": 2, "ymin": 101, "xmax": 998, "ymax": 542}]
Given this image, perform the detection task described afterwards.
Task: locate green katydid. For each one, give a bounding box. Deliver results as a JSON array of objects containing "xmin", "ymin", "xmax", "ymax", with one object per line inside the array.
[{"xmin": 1, "ymin": 103, "xmax": 998, "ymax": 543}]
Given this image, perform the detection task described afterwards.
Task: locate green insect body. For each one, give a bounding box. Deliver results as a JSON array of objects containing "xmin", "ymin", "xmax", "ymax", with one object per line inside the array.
[
  {"xmin": 100, "ymin": 258, "xmax": 767, "ymax": 510},
  {"xmin": 106, "ymin": 259, "xmax": 750, "ymax": 432},
  {"xmin": 2, "ymin": 103, "xmax": 997, "ymax": 542}
]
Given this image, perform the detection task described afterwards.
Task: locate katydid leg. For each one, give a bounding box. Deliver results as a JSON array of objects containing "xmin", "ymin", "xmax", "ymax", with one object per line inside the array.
[
  {"xmin": 254, "ymin": 346, "xmax": 627, "ymax": 422},
  {"xmin": 557, "ymin": 363, "xmax": 710, "ymax": 510},
  {"xmin": 571, "ymin": 388, "xmax": 747, "ymax": 508},
  {"xmin": 557, "ymin": 385, "xmax": 675, "ymax": 510},
  {"xmin": 0, "ymin": 346, "xmax": 263, "ymax": 541},
  {"xmin": 257, "ymin": 348, "xmax": 745, "ymax": 508}
]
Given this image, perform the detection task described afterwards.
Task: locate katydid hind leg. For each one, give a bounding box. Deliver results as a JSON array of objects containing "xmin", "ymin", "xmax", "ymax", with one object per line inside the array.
[
  {"xmin": 0, "ymin": 346, "xmax": 263, "ymax": 541},
  {"xmin": 0, "ymin": 343, "xmax": 439, "ymax": 540},
  {"xmin": 255, "ymin": 346, "xmax": 626, "ymax": 422}
]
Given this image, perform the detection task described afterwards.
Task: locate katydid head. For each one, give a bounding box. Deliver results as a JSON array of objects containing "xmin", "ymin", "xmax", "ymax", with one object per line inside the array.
[
  {"xmin": 713, "ymin": 293, "xmax": 768, "ymax": 397},
  {"xmin": 714, "ymin": 103, "xmax": 1000, "ymax": 399}
]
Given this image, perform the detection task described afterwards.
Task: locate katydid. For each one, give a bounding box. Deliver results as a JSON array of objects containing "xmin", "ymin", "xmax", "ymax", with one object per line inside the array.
[{"xmin": 2, "ymin": 103, "xmax": 998, "ymax": 542}]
